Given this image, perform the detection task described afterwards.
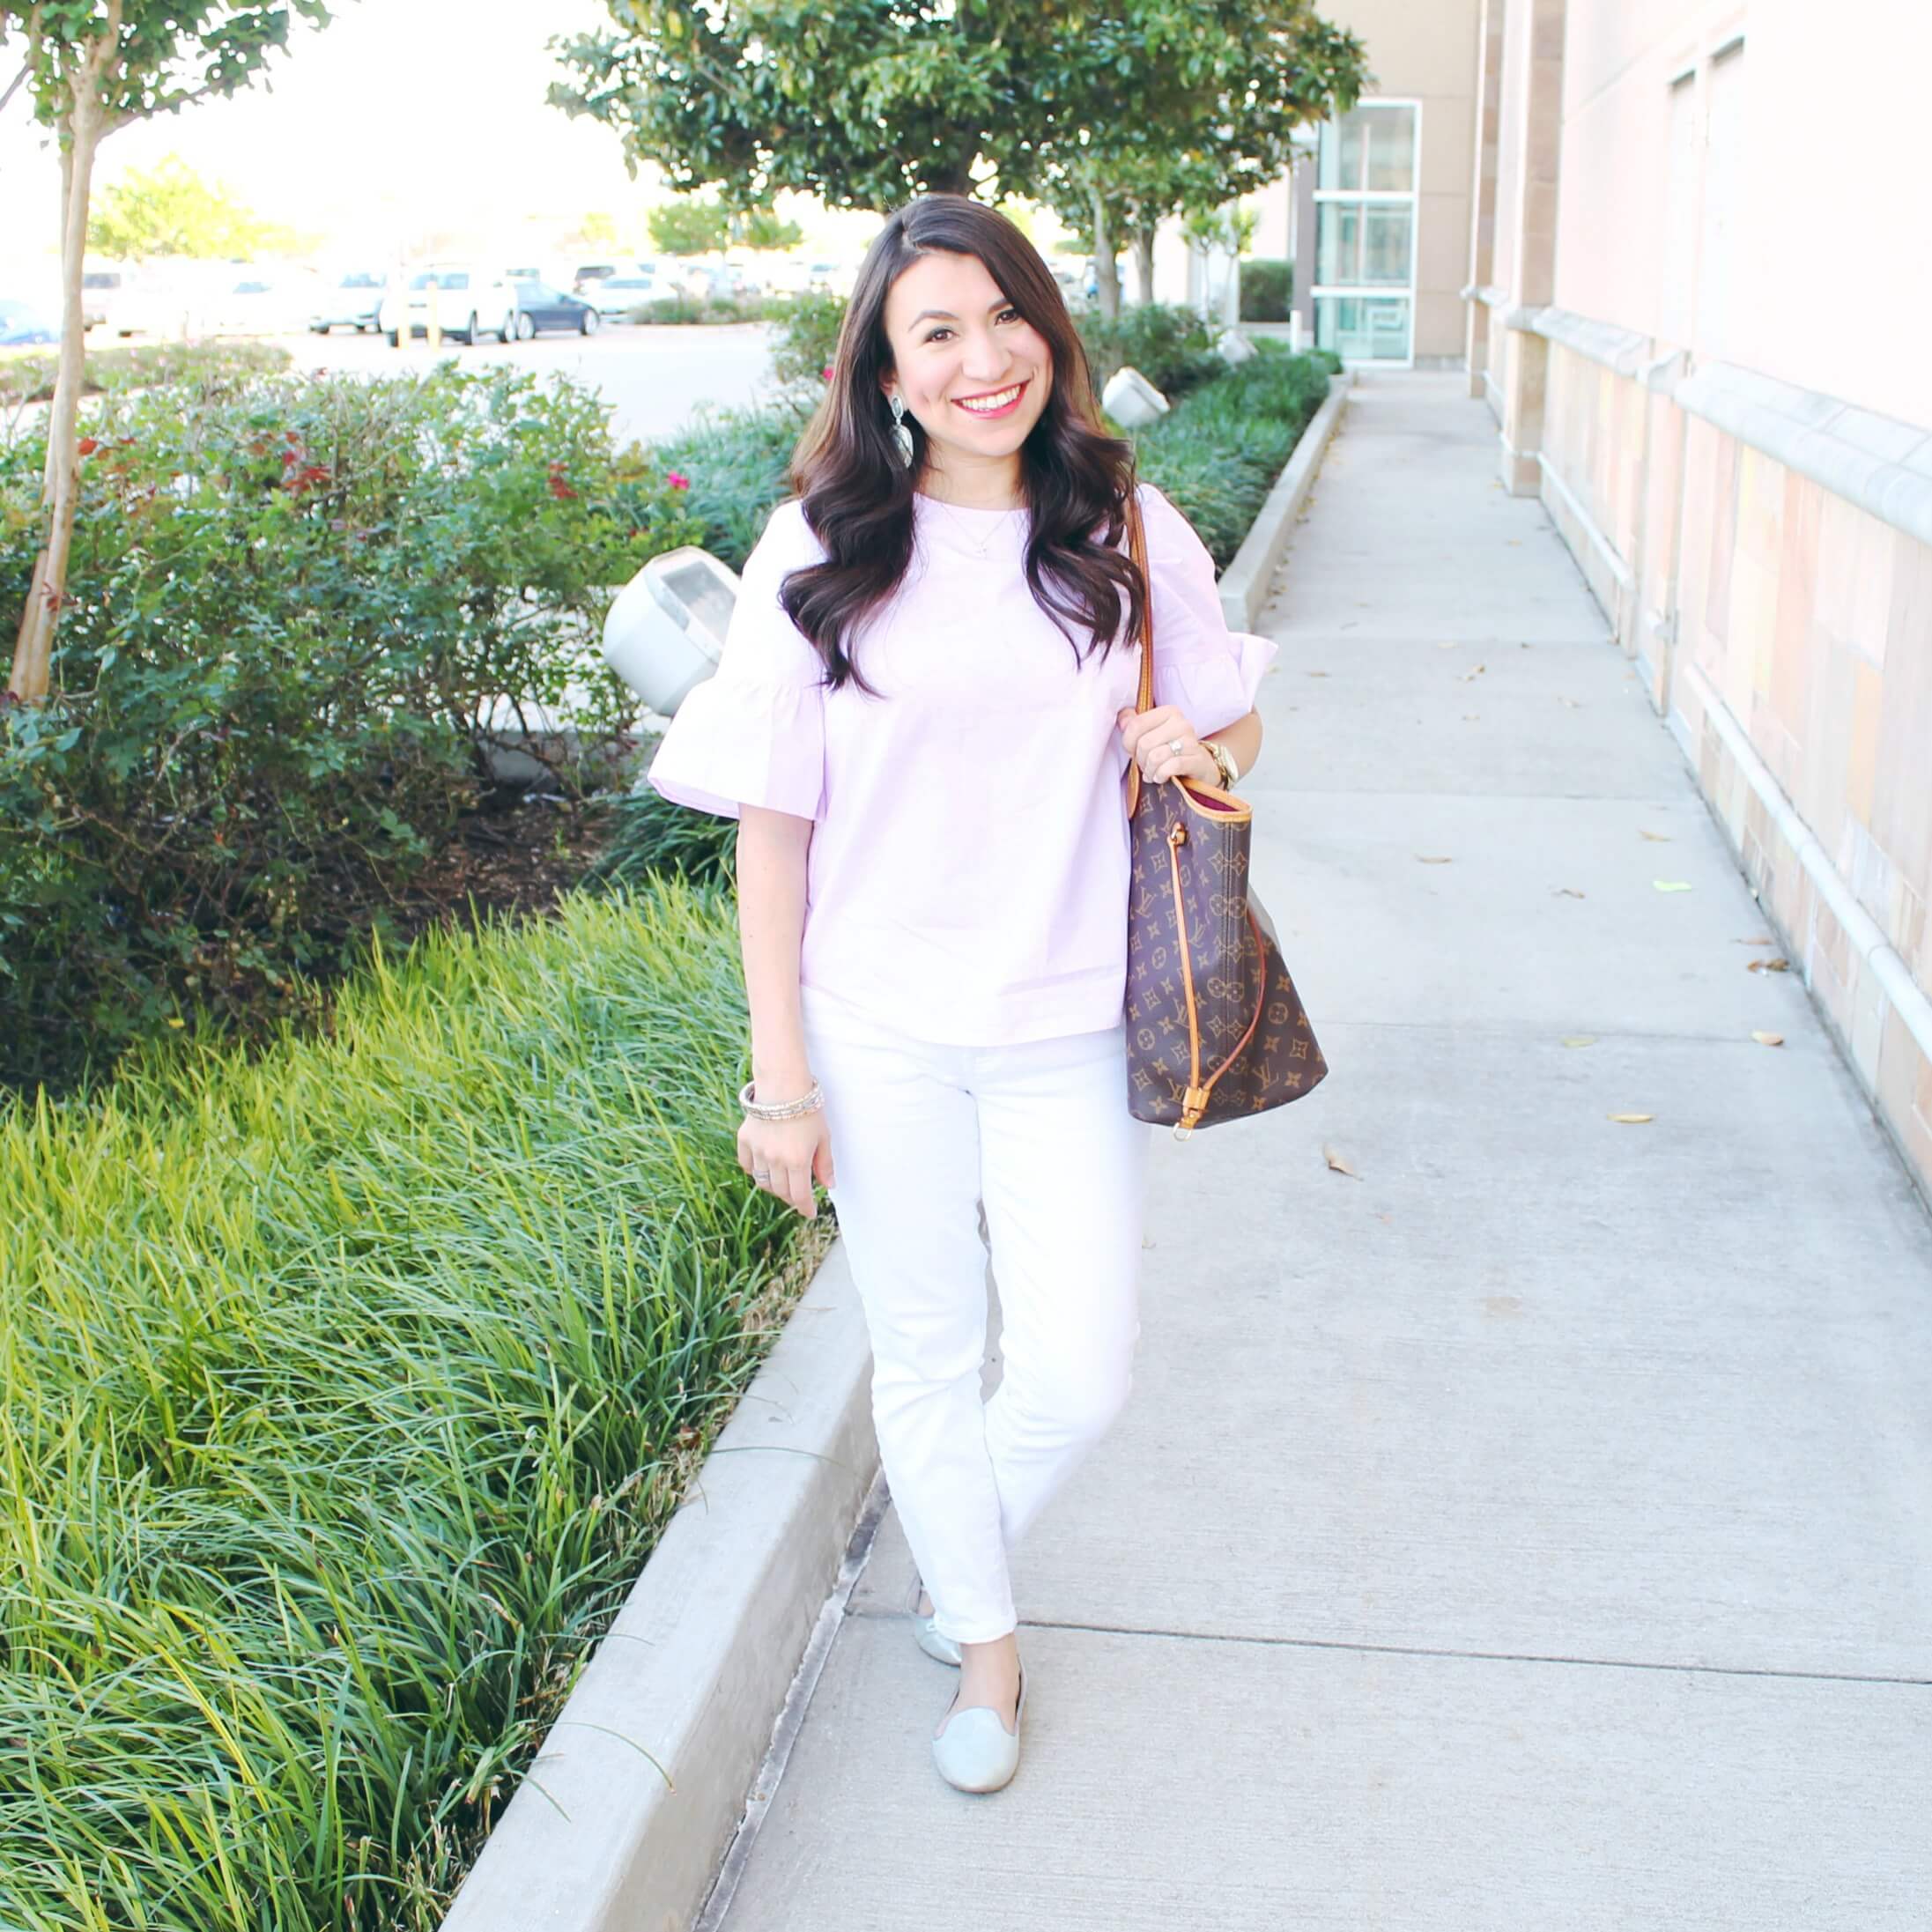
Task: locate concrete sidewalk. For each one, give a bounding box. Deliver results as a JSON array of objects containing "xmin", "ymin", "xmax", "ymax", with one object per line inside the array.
[{"xmin": 713, "ymin": 373, "xmax": 1932, "ymax": 1930}]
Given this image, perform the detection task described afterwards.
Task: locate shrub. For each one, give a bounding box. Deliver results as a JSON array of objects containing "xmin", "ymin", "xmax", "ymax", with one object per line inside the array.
[
  {"xmin": 0, "ymin": 338, "xmax": 292, "ymax": 407},
  {"xmin": 585, "ymin": 749, "xmax": 738, "ymax": 891},
  {"xmin": 1238, "ymin": 258, "xmax": 1294, "ymax": 322},
  {"xmin": 0, "ymin": 364, "xmax": 706, "ymax": 1096},
  {"xmin": 0, "ymin": 879, "xmax": 829, "ymax": 1931},
  {"xmin": 1133, "ymin": 344, "xmax": 1335, "ymax": 566},
  {"xmin": 1077, "ymin": 303, "xmax": 1225, "ymax": 400},
  {"xmin": 766, "ymin": 289, "xmax": 848, "ymax": 396}
]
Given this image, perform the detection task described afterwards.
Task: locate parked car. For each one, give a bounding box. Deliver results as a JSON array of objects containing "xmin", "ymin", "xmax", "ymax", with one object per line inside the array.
[
  {"xmin": 202, "ymin": 272, "xmax": 322, "ymax": 337},
  {"xmin": 78, "ymin": 262, "xmax": 178, "ymax": 336},
  {"xmin": 379, "ymin": 265, "xmax": 518, "ymax": 346},
  {"xmin": 509, "ymin": 280, "xmax": 600, "ymax": 337},
  {"xmin": 583, "ymin": 273, "xmax": 656, "ymax": 321},
  {"xmin": 0, "ymin": 297, "xmax": 59, "ymax": 346},
  {"xmin": 310, "ymin": 270, "xmax": 389, "ymax": 334},
  {"xmin": 571, "ymin": 263, "xmax": 618, "ymax": 292}
]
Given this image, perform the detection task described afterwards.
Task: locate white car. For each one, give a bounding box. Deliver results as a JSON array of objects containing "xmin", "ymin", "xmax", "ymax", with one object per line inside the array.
[
  {"xmin": 380, "ymin": 265, "xmax": 519, "ymax": 346},
  {"xmin": 583, "ymin": 273, "xmax": 655, "ymax": 321}
]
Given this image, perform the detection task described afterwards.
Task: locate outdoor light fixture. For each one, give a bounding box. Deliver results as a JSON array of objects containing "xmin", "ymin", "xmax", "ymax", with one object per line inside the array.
[
  {"xmin": 1102, "ymin": 365, "xmax": 1170, "ymax": 428},
  {"xmin": 602, "ymin": 545, "xmax": 741, "ymax": 718}
]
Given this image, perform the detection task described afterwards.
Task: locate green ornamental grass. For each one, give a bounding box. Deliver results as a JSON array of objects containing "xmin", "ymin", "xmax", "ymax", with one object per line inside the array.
[{"xmin": 0, "ymin": 879, "xmax": 824, "ymax": 1929}]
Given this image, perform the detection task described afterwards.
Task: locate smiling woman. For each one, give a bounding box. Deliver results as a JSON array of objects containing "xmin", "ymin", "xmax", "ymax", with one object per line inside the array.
[{"xmin": 645, "ymin": 192, "xmax": 1275, "ymax": 1798}]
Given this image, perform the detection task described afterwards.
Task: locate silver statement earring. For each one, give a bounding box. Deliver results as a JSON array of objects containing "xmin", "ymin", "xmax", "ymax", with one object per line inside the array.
[{"xmin": 888, "ymin": 391, "xmax": 914, "ymax": 468}]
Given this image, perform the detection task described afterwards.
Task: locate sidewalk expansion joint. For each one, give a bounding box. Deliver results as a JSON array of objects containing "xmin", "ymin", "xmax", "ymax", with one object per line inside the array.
[{"xmin": 846, "ymin": 1608, "xmax": 1932, "ymax": 1689}]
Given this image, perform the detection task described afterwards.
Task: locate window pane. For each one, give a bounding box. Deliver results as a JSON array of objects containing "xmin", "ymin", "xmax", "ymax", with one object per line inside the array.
[
  {"xmin": 1318, "ymin": 113, "xmax": 1366, "ymax": 190},
  {"xmin": 1362, "ymin": 103, "xmax": 1418, "ymax": 190},
  {"xmin": 1314, "ymin": 293, "xmax": 1411, "ymax": 361},
  {"xmin": 1315, "ymin": 204, "xmax": 1361, "ymax": 285},
  {"xmin": 1363, "ymin": 204, "xmax": 1412, "ymax": 284}
]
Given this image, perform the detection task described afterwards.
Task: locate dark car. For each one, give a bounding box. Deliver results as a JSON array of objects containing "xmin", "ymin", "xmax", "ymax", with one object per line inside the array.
[{"xmin": 511, "ymin": 280, "xmax": 601, "ymax": 338}]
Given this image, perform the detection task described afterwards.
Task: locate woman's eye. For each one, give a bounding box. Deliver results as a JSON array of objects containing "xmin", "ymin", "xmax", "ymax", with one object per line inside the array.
[{"xmin": 927, "ymin": 307, "xmax": 1021, "ymax": 344}]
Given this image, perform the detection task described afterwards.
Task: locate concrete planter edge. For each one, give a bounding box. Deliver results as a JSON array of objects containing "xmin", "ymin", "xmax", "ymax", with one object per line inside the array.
[
  {"xmin": 1217, "ymin": 370, "xmax": 1353, "ymax": 633},
  {"xmin": 441, "ymin": 1239, "xmax": 877, "ymax": 1932}
]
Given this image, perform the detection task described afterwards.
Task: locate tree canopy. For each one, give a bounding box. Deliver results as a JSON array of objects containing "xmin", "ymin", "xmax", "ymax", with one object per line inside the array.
[
  {"xmin": 85, "ymin": 152, "xmax": 307, "ymax": 257},
  {"xmin": 548, "ymin": 0, "xmax": 1367, "ymax": 310}
]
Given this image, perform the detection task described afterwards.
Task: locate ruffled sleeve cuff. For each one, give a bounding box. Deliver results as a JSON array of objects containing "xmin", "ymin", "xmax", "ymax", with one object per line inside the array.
[
  {"xmin": 643, "ymin": 501, "xmax": 828, "ymax": 822},
  {"xmin": 1139, "ymin": 482, "xmax": 1279, "ymax": 739},
  {"xmin": 646, "ymin": 669, "xmax": 825, "ymax": 821}
]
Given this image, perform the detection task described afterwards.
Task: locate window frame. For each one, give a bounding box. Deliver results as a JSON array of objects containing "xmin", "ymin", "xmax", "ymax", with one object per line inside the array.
[{"xmin": 1309, "ymin": 94, "xmax": 1424, "ymax": 368}]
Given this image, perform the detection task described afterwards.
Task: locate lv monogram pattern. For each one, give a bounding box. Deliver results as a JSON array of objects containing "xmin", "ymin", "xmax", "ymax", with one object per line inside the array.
[
  {"xmin": 1124, "ymin": 773, "xmax": 1328, "ymax": 1129},
  {"xmin": 1121, "ymin": 487, "xmax": 1327, "ymax": 1134}
]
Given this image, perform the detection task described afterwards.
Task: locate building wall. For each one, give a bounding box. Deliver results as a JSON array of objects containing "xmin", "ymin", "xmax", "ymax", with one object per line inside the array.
[{"xmin": 1474, "ymin": 0, "xmax": 1932, "ymax": 1195}]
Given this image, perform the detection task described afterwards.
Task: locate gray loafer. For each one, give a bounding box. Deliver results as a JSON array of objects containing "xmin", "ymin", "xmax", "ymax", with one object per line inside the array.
[
  {"xmin": 907, "ymin": 1574, "xmax": 962, "ymax": 1667},
  {"xmin": 932, "ymin": 1663, "xmax": 1026, "ymax": 1795}
]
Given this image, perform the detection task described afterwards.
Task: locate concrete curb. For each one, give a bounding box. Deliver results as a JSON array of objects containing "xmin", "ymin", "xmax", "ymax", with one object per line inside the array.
[
  {"xmin": 1217, "ymin": 370, "xmax": 1352, "ymax": 632},
  {"xmin": 442, "ymin": 1240, "xmax": 877, "ymax": 1932}
]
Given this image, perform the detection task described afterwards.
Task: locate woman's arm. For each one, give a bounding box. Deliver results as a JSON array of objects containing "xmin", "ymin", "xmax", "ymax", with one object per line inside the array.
[
  {"xmin": 1119, "ymin": 705, "xmax": 1266, "ymax": 788},
  {"xmin": 733, "ymin": 804, "xmax": 832, "ymax": 1218},
  {"xmin": 1205, "ymin": 709, "xmax": 1263, "ymax": 782}
]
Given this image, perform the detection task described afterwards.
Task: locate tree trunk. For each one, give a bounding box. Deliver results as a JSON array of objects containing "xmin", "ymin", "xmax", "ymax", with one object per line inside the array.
[
  {"xmin": 1132, "ymin": 227, "xmax": 1156, "ymax": 306},
  {"xmin": 1091, "ymin": 186, "xmax": 1120, "ymax": 322},
  {"xmin": 11, "ymin": 18, "xmax": 119, "ymax": 705}
]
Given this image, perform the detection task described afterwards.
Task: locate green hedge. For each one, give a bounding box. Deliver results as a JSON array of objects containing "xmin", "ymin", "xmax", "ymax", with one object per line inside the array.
[
  {"xmin": 0, "ymin": 364, "xmax": 703, "ymax": 1096},
  {"xmin": 0, "ymin": 338, "xmax": 292, "ymax": 407},
  {"xmin": 0, "ymin": 879, "xmax": 825, "ymax": 1931},
  {"xmin": 1238, "ymin": 258, "xmax": 1293, "ymax": 322}
]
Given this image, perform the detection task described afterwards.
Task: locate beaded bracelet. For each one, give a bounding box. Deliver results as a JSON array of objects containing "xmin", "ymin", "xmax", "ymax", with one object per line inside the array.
[{"xmin": 739, "ymin": 1077, "xmax": 825, "ymax": 1121}]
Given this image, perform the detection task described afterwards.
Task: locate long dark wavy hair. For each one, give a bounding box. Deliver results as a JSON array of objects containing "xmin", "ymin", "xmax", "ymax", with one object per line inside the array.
[{"xmin": 781, "ymin": 194, "xmax": 1146, "ymax": 698}]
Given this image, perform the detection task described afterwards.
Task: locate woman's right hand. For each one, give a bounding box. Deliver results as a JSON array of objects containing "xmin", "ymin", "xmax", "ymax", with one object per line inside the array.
[{"xmin": 737, "ymin": 1108, "xmax": 836, "ymax": 1219}]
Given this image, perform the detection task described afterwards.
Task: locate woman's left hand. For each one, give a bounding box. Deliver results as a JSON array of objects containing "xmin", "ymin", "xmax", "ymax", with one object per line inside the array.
[{"xmin": 1116, "ymin": 704, "xmax": 1218, "ymax": 788}]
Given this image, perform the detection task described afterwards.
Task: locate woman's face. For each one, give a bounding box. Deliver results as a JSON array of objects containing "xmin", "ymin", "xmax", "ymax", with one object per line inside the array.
[{"xmin": 878, "ymin": 248, "xmax": 1054, "ymax": 489}]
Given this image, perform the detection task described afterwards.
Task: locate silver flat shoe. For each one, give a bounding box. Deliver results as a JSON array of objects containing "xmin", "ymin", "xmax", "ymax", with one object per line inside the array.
[
  {"xmin": 906, "ymin": 1573, "xmax": 962, "ymax": 1667},
  {"xmin": 932, "ymin": 1662, "xmax": 1026, "ymax": 1795}
]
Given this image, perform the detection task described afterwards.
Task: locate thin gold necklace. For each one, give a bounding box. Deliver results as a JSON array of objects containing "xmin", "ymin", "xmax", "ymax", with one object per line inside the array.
[{"xmin": 922, "ymin": 490, "xmax": 1021, "ymax": 559}]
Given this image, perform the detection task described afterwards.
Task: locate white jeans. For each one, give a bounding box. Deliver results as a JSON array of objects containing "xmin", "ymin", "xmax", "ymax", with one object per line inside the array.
[{"xmin": 801, "ymin": 984, "xmax": 1152, "ymax": 1644}]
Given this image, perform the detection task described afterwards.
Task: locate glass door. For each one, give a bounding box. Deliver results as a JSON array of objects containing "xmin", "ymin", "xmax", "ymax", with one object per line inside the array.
[{"xmin": 1311, "ymin": 100, "xmax": 1420, "ymax": 365}]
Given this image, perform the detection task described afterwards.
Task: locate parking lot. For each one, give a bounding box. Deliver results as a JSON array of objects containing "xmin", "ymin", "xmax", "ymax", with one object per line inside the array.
[{"xmin": 270, "ymin": 318, "xmax": 790, "ymax": 445}]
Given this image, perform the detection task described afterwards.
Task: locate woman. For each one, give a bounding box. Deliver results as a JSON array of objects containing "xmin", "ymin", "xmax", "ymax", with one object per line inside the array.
[{"xmin": 647, "ymin": 193, "xmax": 1274, "ymax": 1795}]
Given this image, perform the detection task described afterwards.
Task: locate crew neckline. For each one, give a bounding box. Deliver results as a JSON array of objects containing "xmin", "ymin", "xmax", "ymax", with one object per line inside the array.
[{"xmin": 914, "ymin": 491, "xmax": 1026, "ymax": 515}]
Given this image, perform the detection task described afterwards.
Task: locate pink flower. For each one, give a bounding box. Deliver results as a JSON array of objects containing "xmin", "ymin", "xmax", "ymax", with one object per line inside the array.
[
  {"xmin": 667, "ymin": 470, "xmax": 690, "ymax": 491},
  {"xmin": 821, "ymin": 363, "xmax": 833, "ymax": 381}
]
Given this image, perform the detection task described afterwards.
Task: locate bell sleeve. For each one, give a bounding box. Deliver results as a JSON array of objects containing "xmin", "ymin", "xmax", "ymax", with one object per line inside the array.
[
  {"xmin": 1138, "ymin": 481, "xmax": 1278, "ymax": 739},
  {"xmin": 645, "ymin": 501, "xmax": 828, "ymax": 822}
]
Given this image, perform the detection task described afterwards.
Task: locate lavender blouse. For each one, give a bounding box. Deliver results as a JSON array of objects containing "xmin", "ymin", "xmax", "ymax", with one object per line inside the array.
[{"xmin": 645, "ymin": 481, "xmax": 1277, "ymax": 1046}]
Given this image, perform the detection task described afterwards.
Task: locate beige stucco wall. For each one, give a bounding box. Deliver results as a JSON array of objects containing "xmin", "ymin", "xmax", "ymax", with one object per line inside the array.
[
  {"xmin": 1555, "ymin": 0, "xmax": 1932, "ymax": 425},
  {"xmin": 1477, "ymin": 0, "xmax": 1932, "ymax": 1195}
]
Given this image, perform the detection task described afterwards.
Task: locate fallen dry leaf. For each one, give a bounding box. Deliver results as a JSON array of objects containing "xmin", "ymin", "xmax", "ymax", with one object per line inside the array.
[
  {"xmin": 1321, "ymin": 1144, "xmax": 1361, "ymax": 1180},
  {"xmin": 1736, "ymin": 936, "xmax": 1772, "ymax": 945},
  {"xmin": 1561, "ymin": 1034, "xmax": 1597, "ymax": 1047},
  {"xmin": 1462, "ymin": 713, "xmax": 1482, "ymax": 721},
  {"xmin": 1437, "ymin": 640, "xmax": 1460, "ymax": 649},
  {"xmin": 1557, "ymin": 696, "xmax": 1582, "ymax": 708},
  {"xmin": 1746, "ymin": 956, "xmax": 1791, "ymax": 973},
  {"xmin": 1607, "ymin": 1113, "xmax": 1654, "ymax": 1124},
  {"xmin": 1640, "ymin": 829, "xmax": 1672, "ymax": 841},
  {"xmin": 1554, "ymin": 887, "xmax": 1586, "ymax": 899},
  {"xmin": 1304, "ymin": 670, "xmax": 1329, "ymax": 678},
  {"xmin": 1751, "ymin": 1031, "xmax": 1785, "ymax": 1047},
  {"xmin": 1458, "ymin": 663, "xmax": 1487, "ymax": 682},
  {"xmin": 1416, "ymin": 855, "xmax": 1454, "ymax": 864},
  {"xmin": 1653, "ymin": 879, "xmax": 1692, "ymax": 892}
]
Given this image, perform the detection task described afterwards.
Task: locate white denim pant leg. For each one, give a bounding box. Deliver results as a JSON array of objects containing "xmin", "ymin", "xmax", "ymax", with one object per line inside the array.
[{"xmin": 801, "ymin": 986, "xmax": 1151, "ymax": 1646}]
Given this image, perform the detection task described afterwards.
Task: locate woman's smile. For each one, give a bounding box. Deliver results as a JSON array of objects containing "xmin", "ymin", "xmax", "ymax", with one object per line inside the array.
[{"xmin": 953, "ymin": 378, "xmax": 1029, "ymax": 420}]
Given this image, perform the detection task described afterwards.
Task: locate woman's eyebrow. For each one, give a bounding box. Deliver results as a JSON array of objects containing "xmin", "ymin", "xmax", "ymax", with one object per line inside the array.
[{"xmin": 911, "ymin": 298, "xmax": 1014, "ymax": 324}]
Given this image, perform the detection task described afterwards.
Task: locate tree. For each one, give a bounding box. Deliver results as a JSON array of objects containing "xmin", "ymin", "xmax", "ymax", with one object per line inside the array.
[
  {"xmin": 568, "ymin": 209, "xmax": 618, "ymax": 248},
  {"xmin": 548, "ymin": 1, "xmax": 1366, "ymax": 321},
  {"xmin": 86, "ymin": 151, "xmax": 303, "ymax": 257},
  {"xmin": 2, "ymin": 0, "xmax": 334, "ymax": 705},
  {"xmin": 647, "ymin": 195, "xmax": 730, "ymax": 255},
  {"xmin": 736, "ymin": 204, "xmax": 803, "ymax": 251}
]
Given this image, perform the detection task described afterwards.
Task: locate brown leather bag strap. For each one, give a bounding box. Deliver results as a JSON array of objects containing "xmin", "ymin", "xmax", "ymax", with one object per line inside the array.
[
  {"xmin": 1123, "ymin": 486, "xmax": 1155, "ymax": 818},
  {"xmin": 1126, "ymin": 485, "xmax": 1155, "ymax": 714}
]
